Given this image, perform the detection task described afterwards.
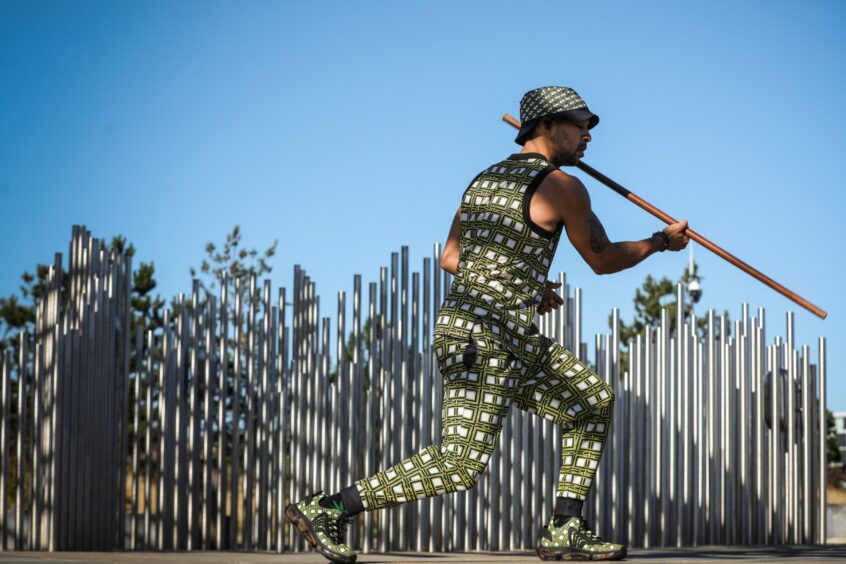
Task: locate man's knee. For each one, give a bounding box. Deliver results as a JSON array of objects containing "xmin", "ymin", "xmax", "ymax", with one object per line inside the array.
[
  {"xmin": 439, "ymin": 443, "xmax": 487, "ymax": 492},
  {"xmin": 594, "ymin": 378, "xmax": 614, "ymax": 408},
  {"xmin": 453, "ymin": 468, "xmax": 481, "ymax": 492},
  {"xmin": 576, "ymin": 367, "xmax": 614, "ymax": 415}
]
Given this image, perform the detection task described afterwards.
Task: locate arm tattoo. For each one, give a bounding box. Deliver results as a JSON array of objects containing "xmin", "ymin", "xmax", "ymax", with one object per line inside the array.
[{"xmin": 587, "ymin": 216, "xmax": 610, "ymax": 253}]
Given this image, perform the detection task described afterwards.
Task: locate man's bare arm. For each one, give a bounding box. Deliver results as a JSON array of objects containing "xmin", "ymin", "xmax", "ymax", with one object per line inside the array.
[
  {"xmin": 548, "ymin": 171, "xmax": 686, "ymax": 275},
  {"xmin": 440, "ymin": 206, "xmax": 461, "ymax": 275}
]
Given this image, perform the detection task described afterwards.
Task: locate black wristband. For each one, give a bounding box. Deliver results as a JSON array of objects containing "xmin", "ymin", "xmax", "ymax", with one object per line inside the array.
[{"xmin": 653, "ymin": 231, "xmax": 669, "ymax": 252}]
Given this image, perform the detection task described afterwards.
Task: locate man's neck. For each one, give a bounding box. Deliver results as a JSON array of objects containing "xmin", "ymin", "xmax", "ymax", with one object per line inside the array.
[{"xmin": 519, "ymin": 140, "xmax": 555, "ymax": 165}]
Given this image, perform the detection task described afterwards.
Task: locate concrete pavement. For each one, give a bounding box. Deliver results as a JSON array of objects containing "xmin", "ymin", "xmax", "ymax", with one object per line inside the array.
[{"xmin": 0, "ymin": 545, "xmax": 845, "ymax": 563}]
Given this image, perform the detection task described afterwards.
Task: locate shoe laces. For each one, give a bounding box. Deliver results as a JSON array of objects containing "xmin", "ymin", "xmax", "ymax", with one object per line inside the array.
[
  {"xmin": 325, "ymin": 511, "xmax": 352, "ymax": 545},
  {"xmin": 574, "ymin": 517, "xmax": 603, "ymax": 543}
]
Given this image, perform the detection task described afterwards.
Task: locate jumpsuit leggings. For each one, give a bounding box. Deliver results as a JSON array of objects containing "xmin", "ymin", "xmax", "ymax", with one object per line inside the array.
[{"xmin": 353, "ymin": 320, "xmax": 615, "ymax": 511}]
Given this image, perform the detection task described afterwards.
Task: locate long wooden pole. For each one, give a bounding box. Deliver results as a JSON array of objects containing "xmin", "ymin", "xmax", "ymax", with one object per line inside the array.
[{"xmin": 502, "ymin": 113, "xmax": 827, "ymax": 319}]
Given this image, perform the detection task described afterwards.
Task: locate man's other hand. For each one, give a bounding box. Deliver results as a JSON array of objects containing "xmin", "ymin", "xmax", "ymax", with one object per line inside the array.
[{"xmin": 537, "ymin": 281, "xmax": 564, "ymax": 316}]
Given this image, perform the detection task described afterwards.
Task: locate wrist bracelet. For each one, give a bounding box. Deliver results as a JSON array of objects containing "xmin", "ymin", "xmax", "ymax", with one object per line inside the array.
[{"xmin": 653, "ymin": 231, "xmax": 669, "ymax": 252}]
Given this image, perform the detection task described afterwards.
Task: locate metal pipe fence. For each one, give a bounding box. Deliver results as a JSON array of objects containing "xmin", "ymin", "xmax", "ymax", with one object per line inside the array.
[{"xmin": 0, "ymin": 225, "xmax": 828, "ymax": 552}]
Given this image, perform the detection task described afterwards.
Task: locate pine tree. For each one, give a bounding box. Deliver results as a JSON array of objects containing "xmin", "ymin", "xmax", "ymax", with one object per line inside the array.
[
  {"xmin": 613, "ymin": 259, "xmax": 731, "ymax": 376},
  {"xmin": 0, "ymin": 235, "xmax": 165, "ymax": 369},
  {"xmin": 188, "ymin": 225, "xmax": 278, "ymax": 329}
]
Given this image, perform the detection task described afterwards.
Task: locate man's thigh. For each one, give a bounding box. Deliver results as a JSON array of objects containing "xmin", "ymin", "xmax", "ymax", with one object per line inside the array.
[
  {"xmin": 512, "ymin": 333, "xmax": 611, "ymax": 425},
  {"xmin": 433, "ymin": 327, "xmax": 520, "ymax": 465}
]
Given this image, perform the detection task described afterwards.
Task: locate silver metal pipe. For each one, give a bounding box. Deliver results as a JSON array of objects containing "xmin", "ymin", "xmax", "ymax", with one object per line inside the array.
[
  {"xmin": 818, "ymin": 337, "xmax": 826, "ymax": 544},
  {"xmin": 2, "ymin": 350, "xmax": 11, "ymax": 549}
]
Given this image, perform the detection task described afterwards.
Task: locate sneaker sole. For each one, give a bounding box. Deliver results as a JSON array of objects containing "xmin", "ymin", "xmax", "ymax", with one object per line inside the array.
[
  {"xmin": 537, "ymin": 545, "xmax": 627, "ymax": 561},
  {"xmin": 285, "ymin": 503, "xmax": 357, "ymax": 564}
]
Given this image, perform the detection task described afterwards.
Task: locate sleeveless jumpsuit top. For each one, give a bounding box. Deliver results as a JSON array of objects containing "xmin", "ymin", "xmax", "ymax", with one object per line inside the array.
[{"xmin": 435, "ymin": 152, "xmax": 564, "ymax": 357}]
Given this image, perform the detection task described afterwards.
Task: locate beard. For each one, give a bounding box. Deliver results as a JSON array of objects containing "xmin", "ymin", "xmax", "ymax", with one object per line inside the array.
[
  {"xmin": 552, "ymin": 147, "xmax": 581, "ymax": 167},
  {"xmin": 556, "ymin": 152, "xmax": 580, "ymax": 166},
  {"xmin": 550, "ymin": 132, "xmax": 582, "ymax": 167}
]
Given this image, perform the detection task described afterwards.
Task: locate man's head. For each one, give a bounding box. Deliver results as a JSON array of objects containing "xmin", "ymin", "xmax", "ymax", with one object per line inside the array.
[
  {"xmin": 515, "ymin": 86, "xmax": 599, "ymax": 166},
  {"xmin": 529, "ymin": 116, "xmax": 592, "ymax": 167}
]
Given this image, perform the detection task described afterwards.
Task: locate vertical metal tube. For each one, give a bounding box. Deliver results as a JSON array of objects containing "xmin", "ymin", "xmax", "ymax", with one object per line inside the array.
[
  {"xmin": 364, "ymin": 281, "xmax": 378, "ymax": 553},
  {"xmin": 336, "ymin": 290, "xmax": 346, "ymax": 496},
  {"xmin": 203, "ymin": 295, "xmax": 216, "ymax": 549},
  {"xmin": 801, "ymin": 344, "xmax": 811, "ymax": 543},
  {"xmin": 351, "ymin": 274, "xmax": 362, "ymax": 550},
  {"xmin": 230, "ymin": 279, "xmax": 242, "ymax": 549},
  {"xmin": 260, "ymin": 281, "xmax": 272, "ymax": 550},
  {"xmin": 131, "ymin": 328, "xmax": 141, "ymax": 549},
  {"xmin": 144, "ymin": 330, "xmax": 153, "ymax": 549},
  {"xmin": 46, "ymin": 253, "xmax": 62, "ymax": 551},
  {"xmin": 216, "ymin": 272, "xmax": 229, "ymax": 549},
  {"xmin": 1, "ymin": 350, "xmax": 11, "ymax": 550},
  {"xmin": 643, "ymin": 325, "xmax": 653, "ymax": 548},
  {"xmin": 267, "ymin": 300, "xmax": 278, "ymax": 551},
  {"xmin": 173, "ymin": 297, "xmax": 184, "ymax": 549},
  {"xmin": 31, "ymin": 274, "xmax": 43, "ymax": 550},
  {"xmin": 660, "ymin": 307, "xmax": 669, "ymax": 546},
  {"xmin": 628, "ymin": 330, "xmax": 640, "ymax": 544},
  {"xmin": 786, "ymin": 312, "xmax": 795, "ymax": 544},
  {"xmin": 750, "ymin": 318, "xmax": 766, "ymax": 544},
  {"xmin": 818, "ymin": 337, "xmax": 826, "ymax": 545},
  {"xmin": 276, "ymin": 288, "xmax": 293, "ymax": 552},
  {"xmin": 16, "ymin": 332, "xmax": 28, "ymax": 549},
  {"xmin": 242, "ymin": 274, "xmax": 256, "ymax": 549},
  {"xmin": 379, "ymin": 265, "xmax": 389, "ymax": 552},
  {"xmin": 420, "ymin": 260, "xmax": 431, "ymax": 553},
  {"xmin": 773, "ymin": 338, "xmax": 784, "ymax": 545},
  {"xmin": 739, "ymin": 305, "xmax": 749, "ymax": 545}
]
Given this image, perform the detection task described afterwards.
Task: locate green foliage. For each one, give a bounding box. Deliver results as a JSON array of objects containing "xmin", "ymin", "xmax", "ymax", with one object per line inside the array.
[
  {"xmin": 0, "ymin": 261, "xmax": 64, "ymax": 352},
  {"xmin": 616, "ymin": 260, "xmax": 731, "ymax": 344},
  {"xmin": 329, "ymin": 315, "xmax": 381, "ymax": 386},
  {"xmin": 188, "ymin": 225, "xmax": 278, "ymax": 325},
  {"xmin": 185, "ymin": 226, "xmax": 280, "ymax": 437},
  {"xmin": 0, "ymin": 295, "xmax": 34, "ymax": 342},
  {"xmin": 613, "ymin": 260, "xmax": 731, "ymax": 375},
  {"xmin": 0, "ymin": 235, "xmax": 165, "ymax": 370}
]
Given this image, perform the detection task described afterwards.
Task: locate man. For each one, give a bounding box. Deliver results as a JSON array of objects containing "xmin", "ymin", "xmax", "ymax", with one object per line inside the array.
[{"xmin": 286, "ymin": 86, "xmax": 690, "ymax": 563}]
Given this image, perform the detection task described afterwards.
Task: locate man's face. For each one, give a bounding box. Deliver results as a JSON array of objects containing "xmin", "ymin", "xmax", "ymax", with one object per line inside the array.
[{"xmin": 548, "ymin": 118, "xmax": 592, "ymax": 166}]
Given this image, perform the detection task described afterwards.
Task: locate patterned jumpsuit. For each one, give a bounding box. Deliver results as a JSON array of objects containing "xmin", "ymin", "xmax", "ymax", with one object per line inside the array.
[{"xmin": 354, "ymin": 152, "xmax": 615, "ymax": 511}]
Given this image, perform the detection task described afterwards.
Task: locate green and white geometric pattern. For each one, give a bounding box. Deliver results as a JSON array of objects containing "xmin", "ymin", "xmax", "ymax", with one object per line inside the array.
[
  {"xmin": 537, "ymin": 514, "xmax": 626, "ymax": 560},
  {"xmin": 354, "ymin": 153, "xmax": 615, "ymax": 511},
  {"xmin": 286, "ymin": 491, "xmax": 356, "ymax": 563}
]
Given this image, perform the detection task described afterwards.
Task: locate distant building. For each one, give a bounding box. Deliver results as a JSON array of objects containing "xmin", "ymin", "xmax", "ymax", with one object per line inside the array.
[{"xmin": 834, "ymin": 411, "xmax": 846, "ymax": 465}]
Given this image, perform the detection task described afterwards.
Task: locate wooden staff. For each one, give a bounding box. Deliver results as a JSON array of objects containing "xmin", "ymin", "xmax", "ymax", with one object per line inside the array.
[{"xmin": 502, "ymin": 113, "xmax": 827, "ymax": 319}]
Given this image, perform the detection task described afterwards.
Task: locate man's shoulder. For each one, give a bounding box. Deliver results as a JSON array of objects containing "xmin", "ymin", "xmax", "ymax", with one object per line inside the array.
[{"xmin": 539, "ymin": 168, "xmax": 587, "ymax": 196}]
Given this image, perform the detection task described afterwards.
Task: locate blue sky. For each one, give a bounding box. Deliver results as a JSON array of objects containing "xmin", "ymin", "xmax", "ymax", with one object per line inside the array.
[{"xmin": 1, "ymin": 1, "xmax": 843, "ymax": 409}]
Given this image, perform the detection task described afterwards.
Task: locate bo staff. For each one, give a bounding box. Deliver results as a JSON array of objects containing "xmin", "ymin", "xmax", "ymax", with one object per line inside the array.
[{"xmin": 502, "ymin": 113, "xmax": 827, "ymax": 319}]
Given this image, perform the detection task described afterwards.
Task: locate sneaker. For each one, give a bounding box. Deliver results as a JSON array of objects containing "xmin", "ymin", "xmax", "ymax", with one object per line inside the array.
[
  {"xmin": 285, "ymin": 490, "xmax": 357, "ymax": 563},
  {"xmin": 537, "ymin": 515, "xmax": 626, "ymax": 561}
]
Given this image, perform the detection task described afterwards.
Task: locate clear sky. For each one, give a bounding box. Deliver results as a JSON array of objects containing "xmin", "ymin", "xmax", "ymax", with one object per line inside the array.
[{"xmin": 1, "ymin": 1, "xmax": 843, "ymax": 409}]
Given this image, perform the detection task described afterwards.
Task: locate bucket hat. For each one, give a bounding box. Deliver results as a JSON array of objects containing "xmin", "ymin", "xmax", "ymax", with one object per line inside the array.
[{"xmin": 515, "ymin": 86, "xmax": 599, "ymax": 145}]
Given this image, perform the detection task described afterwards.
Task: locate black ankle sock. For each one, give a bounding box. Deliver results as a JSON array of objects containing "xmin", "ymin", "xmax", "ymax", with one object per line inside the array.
[
  {"xmin": 318, "ymin": 485, "xmax": 365, "ymax": 517},
  {"xmin": 554, "ymin": 497, "xmax": 583, "ymax": 520}
]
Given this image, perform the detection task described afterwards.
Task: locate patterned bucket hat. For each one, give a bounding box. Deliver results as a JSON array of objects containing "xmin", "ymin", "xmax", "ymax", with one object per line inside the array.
[{"xmin": 515, "ymin": 86, "xmax": 599, "ymax": 145}]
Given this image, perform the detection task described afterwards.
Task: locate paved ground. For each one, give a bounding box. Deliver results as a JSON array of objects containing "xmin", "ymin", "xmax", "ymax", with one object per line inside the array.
[{"xmin": 0, "ymin": 545, "xmax": 845, "ymax": 563}]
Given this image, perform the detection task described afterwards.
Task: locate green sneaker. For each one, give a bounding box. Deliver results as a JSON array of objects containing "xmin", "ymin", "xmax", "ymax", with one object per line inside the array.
[
  {"xmin": 285, "ymin": 490, "xmax": 356, "ymax": 563},
  {"xmin": 537, "ymin": 515, "xmax": 626, "ymax": 561}
]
